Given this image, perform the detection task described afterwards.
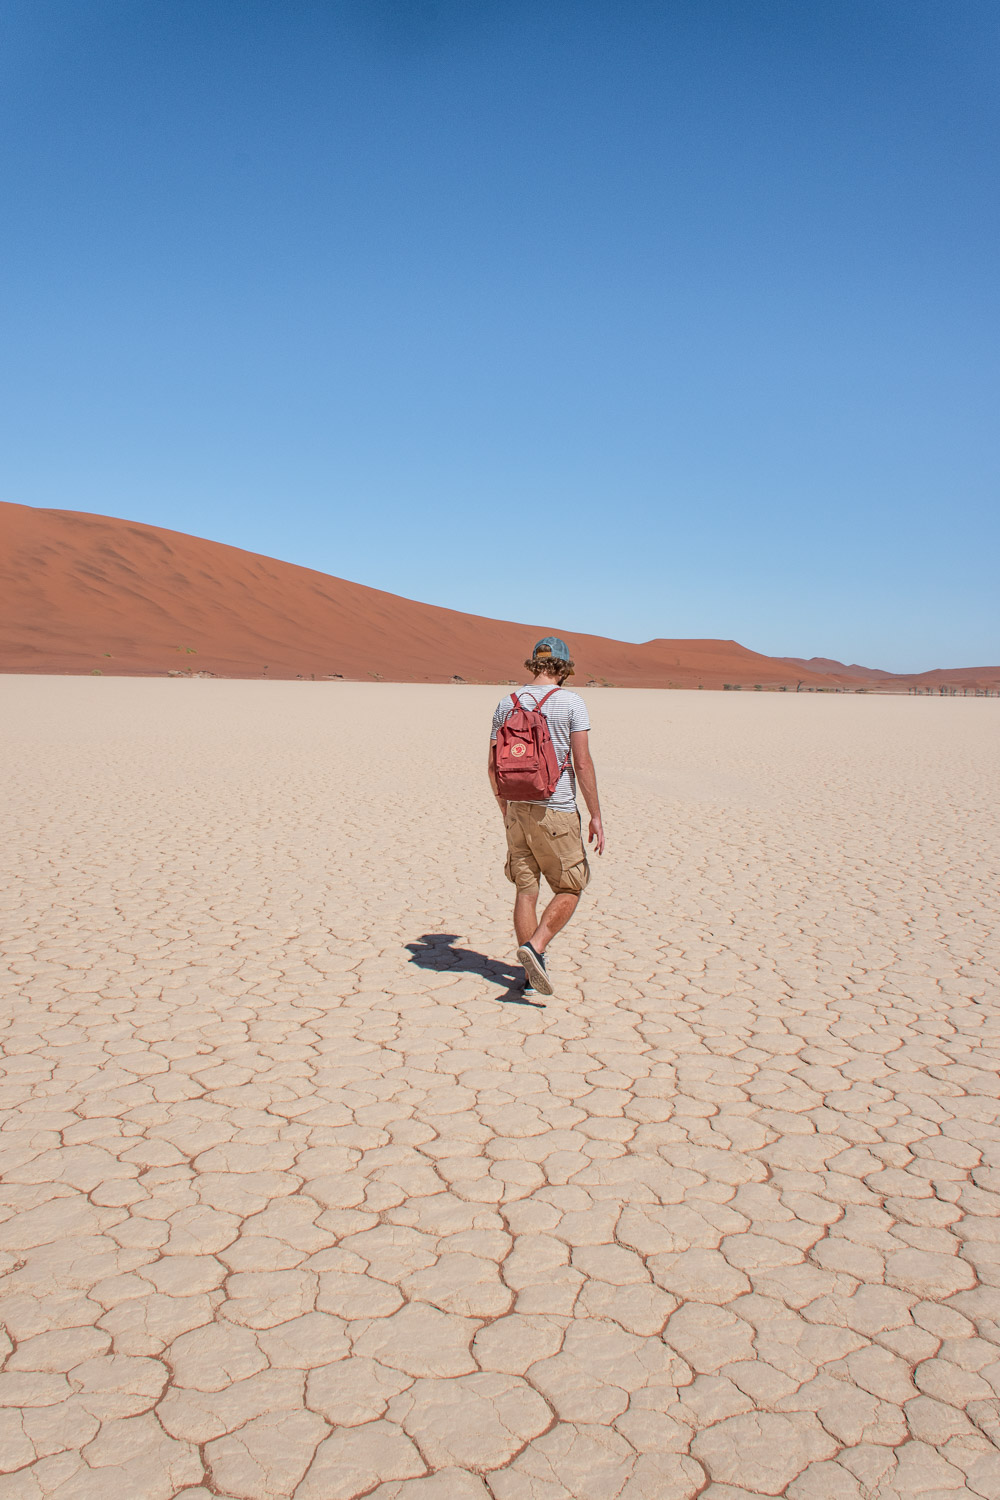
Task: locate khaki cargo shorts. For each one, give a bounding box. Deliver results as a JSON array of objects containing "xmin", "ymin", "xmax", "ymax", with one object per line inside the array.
[{"xmin": 504, "ymin": 803, "xmax": 591, "ymax": 896}]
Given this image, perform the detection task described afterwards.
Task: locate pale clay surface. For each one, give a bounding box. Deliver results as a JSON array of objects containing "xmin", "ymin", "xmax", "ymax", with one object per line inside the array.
[{"xmin": 1, "ymin": 678, "xmax": 998, "ymax": 1500}]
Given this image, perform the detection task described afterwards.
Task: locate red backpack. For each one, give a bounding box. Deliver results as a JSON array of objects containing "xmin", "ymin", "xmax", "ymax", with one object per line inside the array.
[{"xmin": 493, "ymin": 689, "xmax": 570, "ymax": 802}]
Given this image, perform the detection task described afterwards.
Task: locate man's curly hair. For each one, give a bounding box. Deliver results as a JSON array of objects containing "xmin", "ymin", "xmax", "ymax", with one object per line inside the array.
[{"xmin": 524, "ymin": 650, "xmax": 575, "ymax": 684}]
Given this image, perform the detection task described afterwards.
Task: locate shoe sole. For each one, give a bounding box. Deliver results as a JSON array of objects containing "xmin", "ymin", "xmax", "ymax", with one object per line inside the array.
[{"xmin": 517, "ymin": 944, "xmax": 553, "ymax": 996}]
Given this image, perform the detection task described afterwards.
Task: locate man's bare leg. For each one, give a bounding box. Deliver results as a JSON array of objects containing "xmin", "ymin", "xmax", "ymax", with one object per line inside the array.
[
  {"xmin": 514, "ymin": 888, "xmax": 539, "ymax": 946},
  {"xmin": 515, "ymin": 889, "xmax": 579, "ymax": 952},
  {"xmin": 530, "ymin": 892, "xmax": 579, "ymax": 953}
]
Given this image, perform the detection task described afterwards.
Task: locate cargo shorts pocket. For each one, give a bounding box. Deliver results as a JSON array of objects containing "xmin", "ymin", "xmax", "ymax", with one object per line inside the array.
[
  {"xmin": 504, "ymin": 811, "xmax": 540, "ymax": 889},
  {"xmin": 539, "ymin": 811, "xmax": 590, "ymax": 894},
  {"xmin": 556, "ymin": 845, "xmax": 590, "ymax": 893},
  {"xmin": 506, "ymin": 847, "xmax": 542, "ymax": 890}
]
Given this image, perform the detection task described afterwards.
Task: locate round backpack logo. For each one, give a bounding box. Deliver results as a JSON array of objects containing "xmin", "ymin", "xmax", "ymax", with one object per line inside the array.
[{"xmin": 510, "ymin": 742, "xmax": 527, "ymax": 757}]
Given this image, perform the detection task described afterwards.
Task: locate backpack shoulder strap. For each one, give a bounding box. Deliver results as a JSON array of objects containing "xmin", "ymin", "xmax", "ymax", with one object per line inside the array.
[
  {"xmin": 509, "ymin": 693, "xmax": 520, "ymax": 711},
  {"xmin": 535, "ymin": 688, "xmax": 561, "ymax": 710}
]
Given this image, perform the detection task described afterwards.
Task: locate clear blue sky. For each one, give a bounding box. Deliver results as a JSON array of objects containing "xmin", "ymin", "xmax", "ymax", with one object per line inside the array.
[{"xmin": 1, "ymin": 0, "xmax": 997, "ymax": 671}]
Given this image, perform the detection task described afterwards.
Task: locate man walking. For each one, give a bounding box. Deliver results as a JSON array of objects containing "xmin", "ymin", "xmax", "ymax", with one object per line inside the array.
[{"xmin": 488, "ymin": 637, "xmax": 605, "ymax": 997}]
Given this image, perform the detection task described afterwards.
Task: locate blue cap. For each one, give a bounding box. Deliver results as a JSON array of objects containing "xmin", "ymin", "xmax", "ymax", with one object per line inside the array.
[{"xmin": 532, "ymin": 636, "xmax": 571, "ymax": 662}]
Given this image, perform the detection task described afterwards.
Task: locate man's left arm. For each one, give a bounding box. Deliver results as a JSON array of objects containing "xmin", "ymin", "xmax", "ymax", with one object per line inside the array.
[{"xmin": 571, "ymin": 730, "xmax": 605, "ymax": 855}]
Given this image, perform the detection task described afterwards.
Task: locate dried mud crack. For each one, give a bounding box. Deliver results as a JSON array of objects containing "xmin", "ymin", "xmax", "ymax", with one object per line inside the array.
[{"xmin": 1, "ymin": 679, "xmax": 997, "ymax": 1500}]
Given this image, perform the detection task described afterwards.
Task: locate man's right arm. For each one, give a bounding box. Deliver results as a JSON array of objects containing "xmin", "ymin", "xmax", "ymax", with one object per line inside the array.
[
  {"xmin": 487, "ymin": 741, "xmax": 507, "ymax": 820},
  {"xmin": 571, "ymin": 729, "xmax": 605, "ymax": 855},
  {"xmin": 488, "ymin": 699, "xmax": 510, "ymax": 819}
]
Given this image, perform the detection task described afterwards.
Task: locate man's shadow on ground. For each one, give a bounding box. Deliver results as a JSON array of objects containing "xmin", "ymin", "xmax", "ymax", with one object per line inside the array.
[{"xmin": 405, "ymin": 934, "xmax": 543, "ymax": 1007}]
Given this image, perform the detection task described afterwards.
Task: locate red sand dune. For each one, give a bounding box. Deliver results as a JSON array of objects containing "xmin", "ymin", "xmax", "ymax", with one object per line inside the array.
[{"xmin": 2, "ymin": 502, "xmax": 997, "ymax": 691}]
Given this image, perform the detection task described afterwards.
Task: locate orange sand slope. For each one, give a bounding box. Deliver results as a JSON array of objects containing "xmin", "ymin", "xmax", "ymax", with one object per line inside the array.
[{"xmin": 3, "ymin": 502, "xmax": 997, "ymax": 689}]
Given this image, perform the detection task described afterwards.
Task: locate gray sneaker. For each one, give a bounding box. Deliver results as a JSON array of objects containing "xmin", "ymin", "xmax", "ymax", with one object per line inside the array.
[{"xmin": 516, "ymin": 942, "xmax": 553, "ymax": 996}]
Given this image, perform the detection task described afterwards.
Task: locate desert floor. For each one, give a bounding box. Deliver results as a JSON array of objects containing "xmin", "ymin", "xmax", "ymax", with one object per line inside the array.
[{"xmin": 2, "ymin": 678, "xmax": 999, "ymax": 1500}]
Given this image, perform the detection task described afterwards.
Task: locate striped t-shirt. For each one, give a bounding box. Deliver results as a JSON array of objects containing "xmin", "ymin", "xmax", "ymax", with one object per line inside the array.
[{"xmin": 491, "ymin": 686, "xmax": 591, "ymax": 812}]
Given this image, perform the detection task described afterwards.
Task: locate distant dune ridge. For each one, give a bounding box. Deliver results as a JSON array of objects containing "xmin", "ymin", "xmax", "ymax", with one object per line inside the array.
[
  {"xmin": 2, "ymin": 501, "xmax": 997, "ymax": 690},
  {"xmin": 776, "ymin": 657, "xmax": 895, "ymax": 682}
]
